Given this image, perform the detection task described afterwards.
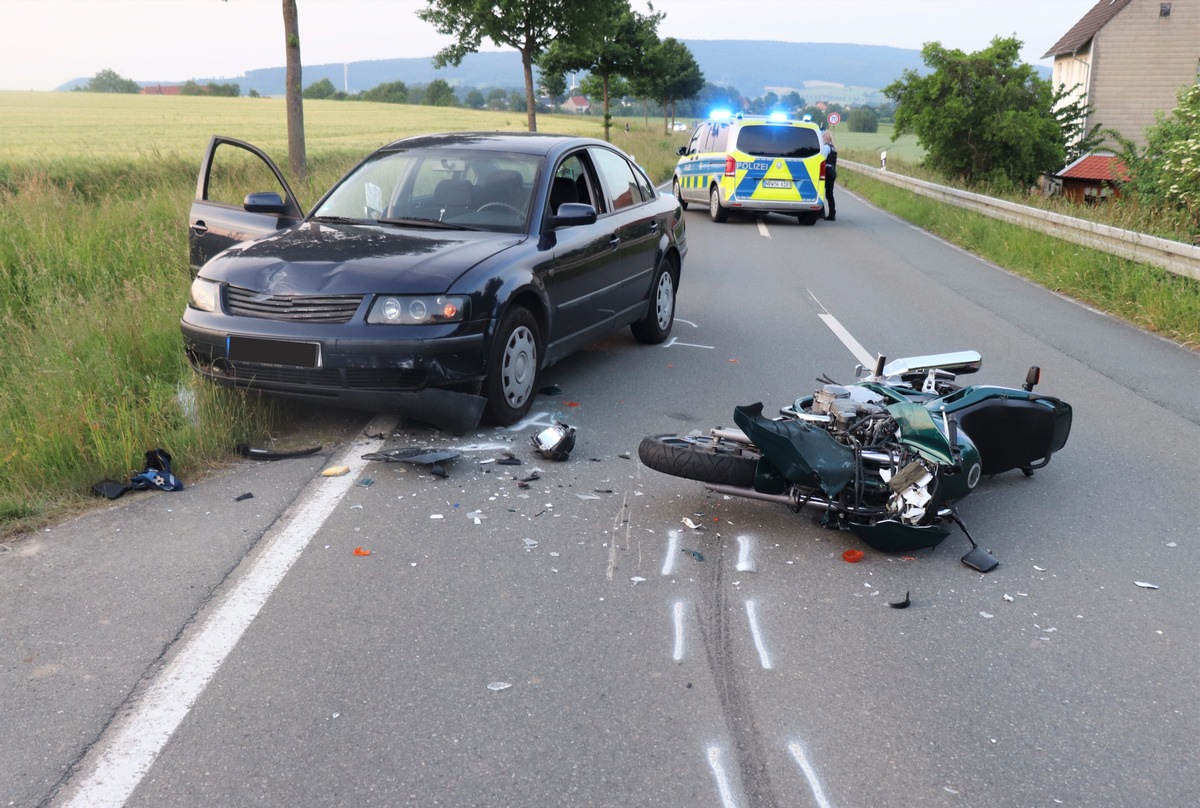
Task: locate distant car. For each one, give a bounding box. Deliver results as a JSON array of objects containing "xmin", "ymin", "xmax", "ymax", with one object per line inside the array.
[
  {"xmin": 182, "ymin": 132, "xmax": 687, "ymax": 432},
  {"xmin": 672, "ymin": 121, "xmax": 688, "ymax": 131},
  {"xmin": 672, "ymin": 112, "xmax": 826, "ymax": 225}
]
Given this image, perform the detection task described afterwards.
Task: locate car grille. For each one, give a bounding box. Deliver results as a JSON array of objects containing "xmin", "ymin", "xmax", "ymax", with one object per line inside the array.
[
  {"xmin": 225, "ymin": 286, "xmax": 363, "ymax": 323},
  {"xmin": 226, "ymin": 364, "xmax": 427, "ymax": 391}
]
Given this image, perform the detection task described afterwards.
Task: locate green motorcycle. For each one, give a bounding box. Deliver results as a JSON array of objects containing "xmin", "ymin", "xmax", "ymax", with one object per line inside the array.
[{"xmin": 639, "ymin": 351, "xmax": 1072, "ymax": 572}]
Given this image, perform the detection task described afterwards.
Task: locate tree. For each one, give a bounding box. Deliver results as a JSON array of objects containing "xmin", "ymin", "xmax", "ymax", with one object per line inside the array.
[
  {"xmin": 1118, "ymin": 83, "xmax": 1200, "ymax": 225},
  {"xmin": 424, "ymin": 78, "xmax": 457, "ymax": 107},
  {"xmin": 630, "ymin": 38, "xmax": 704, "ymax": 134},
  {"xmin": 303, "ymin": 77, "xmax": 337, "ymax": 99},
  {"xmin": 283, "ymin": 0, "xmax": 306, "ymax": 183},
  {"xmin": 1053, "ymin": 83, "xmax": 1105, "ymax": 165},
  {"xmin": 79, "ymin": 68, "xmax": 140, "ymax": 93},
  {"xmin": 464, "ymin": 88, "xmax": 485, "ymax": 108},
  {"xmin": 417, "ymin": 0, "xmax": 620, "ymax": 132},
  {"xmin": 883, "ymin": 37, "xmax": 1064, "ymax": 188},
  {"xmin": 539, "ymin": 2, "xmax": 661, "ymax": 141},
  {"xmin": 847, "ymin": 107, "xmax": 878, "ymax": 133},
  {"xmin": 539, "ymin": 72, "xmax": 566, "ymax": 103},
  {"xmin": 361, "ymin": 80, "xmax": 408, "ymax": 104}
]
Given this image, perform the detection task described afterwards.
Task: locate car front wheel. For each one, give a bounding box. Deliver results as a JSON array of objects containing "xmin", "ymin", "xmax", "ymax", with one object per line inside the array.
[
  {"xmin": 709, "ymin": 185, "xmax": 729, "ymax": 222},
  {"xmin": 483, "ymin": 307, "xmax": 540, "ymax": 425}
]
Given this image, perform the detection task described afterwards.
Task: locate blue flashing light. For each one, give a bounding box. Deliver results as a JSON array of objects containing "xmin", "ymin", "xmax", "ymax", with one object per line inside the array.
[
  {"xmin": 709, "ymin": 109, "xmax": 732, "ymax": 121},
  {"xmin": 767, "ymin": 111, "xmax": 788, "ymax": 122}
]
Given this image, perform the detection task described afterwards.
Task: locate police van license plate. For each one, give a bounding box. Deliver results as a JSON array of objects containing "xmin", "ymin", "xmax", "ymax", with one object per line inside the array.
[{"xmin": 762, "ymin": 179, "xmax": 792, "ymax": 189}]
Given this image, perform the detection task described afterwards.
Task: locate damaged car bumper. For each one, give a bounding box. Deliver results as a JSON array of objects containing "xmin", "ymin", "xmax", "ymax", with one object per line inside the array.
[{"xmin": 181, "ymin": 314, "xmax": 489, "ymax": 430}]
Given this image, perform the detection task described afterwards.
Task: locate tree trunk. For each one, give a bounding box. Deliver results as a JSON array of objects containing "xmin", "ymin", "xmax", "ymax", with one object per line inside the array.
[
  {"xmin": 602, "ymin": 75, "xmax": 611, "ymax": 143},
  {"xmin": 283, "ymin": 0, "xmax": 307, "ymax": 183},
  {"xmin": 521, "ymin": 51, "xmax": 537, "ymax": 132}
]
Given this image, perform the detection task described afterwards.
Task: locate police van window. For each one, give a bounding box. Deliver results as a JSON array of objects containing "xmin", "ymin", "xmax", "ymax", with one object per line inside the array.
[
  {"xmin": 589, "ymin": 147, "xmax": 641, "ymax": 211},
  {"xmin": 710, "ymin": 123, "xmax": 731, "ymax": 152},
  {"xmin": 735, "ymin": 124, "xmax": 820, "ymax": 158},
  {"xmin": 687, "ymin": 128, "xmax": 705, "ymax": 155}
]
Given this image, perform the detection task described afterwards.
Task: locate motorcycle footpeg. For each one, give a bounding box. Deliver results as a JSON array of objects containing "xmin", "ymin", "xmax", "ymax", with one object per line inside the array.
[{"xmin": 961, "ymin": 546, "xmax": 1000, "ymax": 573}]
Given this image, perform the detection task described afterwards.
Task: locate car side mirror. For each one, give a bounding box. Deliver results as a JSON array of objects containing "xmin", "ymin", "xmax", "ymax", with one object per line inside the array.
[
  {"xmin": 243, "ymin": 192, "xmax": 288, "ymax": 214},
  {"xmin": 677, "ymin": 146, "xmax": 688, "ymax": 156},
  {"xmin": 548, "ymin": 202, "xmax": 598, "ymax": 229}
]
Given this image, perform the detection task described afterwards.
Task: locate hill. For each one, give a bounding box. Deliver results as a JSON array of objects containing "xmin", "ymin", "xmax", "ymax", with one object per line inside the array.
[{"xmin": 59, "ymin": 40, "xmax": 1048, "ymax": 102}]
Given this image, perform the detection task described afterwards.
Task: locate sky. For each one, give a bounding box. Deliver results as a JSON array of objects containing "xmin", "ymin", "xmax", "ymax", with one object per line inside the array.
[{"xmin": 0, "ymin": 0, "xmax": 1097, "ymax": 92}]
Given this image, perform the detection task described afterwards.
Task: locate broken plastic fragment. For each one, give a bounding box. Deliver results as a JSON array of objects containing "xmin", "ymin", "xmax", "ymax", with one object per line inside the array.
[
  {"xmin": 539, "ymin": 384, "xmax": 562, "ymax": 395},
  {"xmin": 321, "ymin": 465, "xmax": 350, "ymax": 477},
  {"xmin": 576, "ymin": 493, "xmax": 601, "ymax": 501},
  {"xmin": 681, "ymin": 517, "xmax": 707, "ymax": 530},
  {"xmin": 1003, "ymin": 594, "xmax": 1015, "ymax": 602},
  {"xmin": 842, "ymin": 549, "xmax": 864, "ymax": 563},
  {"xmin": 531, "ymin": 422, "xmax": 575, "ymax": 461},
  {"xmin": 979, "ymin": 611, "xmax": 994, "ymax": 619},
  {"xmin": 235, "ymin": 492, "xmax": 254, "ymax": 502},
  {"xmin": 889, "ymin": 591, "xmax": 911, "ymax": 609},
  {"xmin": 353, "ymin": 546, "xmax": 371, "ymax": 556},
  {"xmin": 681, "ymin": 548, "xmax": 704, "ymax": 562},
  {"xmin": 1134, "ymin": 581, "xmax": 1160, "ymax": 589},
  {"xmin": 631, "ymin": 576, "xmax": 647, "ymax": 585},
  {"xmin": 523, "ymin": 538, "xmax": 539, "ymax": 550},
  {"xmin": 358, "ymin": 478, "xmax": 374, "ymax": 488},
  {"xmin": 486, "ymin": 681, "xmax": 512, "ymax": 692}
]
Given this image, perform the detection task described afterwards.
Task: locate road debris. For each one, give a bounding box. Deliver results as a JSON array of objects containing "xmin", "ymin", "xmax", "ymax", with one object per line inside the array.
[
  {"xmin": 531, "ymin": 422, "xmax": 576, "ymax": 461},
  {"xmin": 321, "ymin": 465, "xmax": 350, "ymax": 477},
  {"xmin": 353, "ymin": 546, "xmax": 371, "ymax": 556},
  {"xmin": 1134, "ymin": 581, "xmax": 1160, "ymax": 589},
  {"xmin": 842, "ymin": 549, "xmax": 864, "ymax": 563},
  {"xmin": 236, "ymin": 443, "xmax": 322, "ymax": 460},
  {"xmin": 889, "ymin": 591, "xmax": 912, "ymax": 609},
  {"xmin": 681, "ymin": 548, "xmax": 705, "ymax": 562},
  {"xmin": 235, "ymin": 492, "xmax": 254, "ymax": 501},
  {"xmin": 487, "ymin": 682, "xmax": 512, "ymax": 692}
]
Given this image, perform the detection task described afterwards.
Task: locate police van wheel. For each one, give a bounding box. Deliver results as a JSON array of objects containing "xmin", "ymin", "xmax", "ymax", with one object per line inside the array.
[
  {"xmin": 797, "ymin": 212, "xmax": 820, "ymax": 226},
  {"xmin": 673, "ymin": 178, "xmax": 688, "ymax": 211},
  {"xmin": 709, "ymin": 186, "xmax": 729, "ymax": 222}
]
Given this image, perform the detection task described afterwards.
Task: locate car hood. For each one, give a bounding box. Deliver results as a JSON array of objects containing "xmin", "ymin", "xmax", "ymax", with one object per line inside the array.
[{"xmin": 199, "ymin": 222, "xmax": 526, "ymax": 295}]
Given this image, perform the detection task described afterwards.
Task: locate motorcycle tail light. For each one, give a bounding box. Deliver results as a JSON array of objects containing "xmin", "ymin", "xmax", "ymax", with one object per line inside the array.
[{"xmin": 724, "ymin": 155, "xmax": 736, "ymax": 177}]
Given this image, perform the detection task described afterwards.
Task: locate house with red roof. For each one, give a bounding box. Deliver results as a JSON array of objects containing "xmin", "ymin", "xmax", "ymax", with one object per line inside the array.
[{"xmin": 1053, "ymin": 152, "xmax": 1130, "ymax": 205}]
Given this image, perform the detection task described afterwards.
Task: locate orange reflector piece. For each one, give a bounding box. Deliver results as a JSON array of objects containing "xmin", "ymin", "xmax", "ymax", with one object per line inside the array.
[
  {"xmin": 353, "ymin": 546, "xmax": 371, "ymax": 556},
  {"xmin": 842, "ymin": 549, "xmax": 864, "ymax": 563}
]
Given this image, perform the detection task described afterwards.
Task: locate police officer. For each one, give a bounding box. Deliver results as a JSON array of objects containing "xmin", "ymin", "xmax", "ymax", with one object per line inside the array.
[{"xmin": 821, "ymin": 130, "xmax": 837, "ymax": 221}]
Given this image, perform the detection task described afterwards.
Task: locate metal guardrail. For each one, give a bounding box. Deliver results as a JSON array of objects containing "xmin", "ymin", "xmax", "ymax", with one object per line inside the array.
[{"xmin": 843, "ymin": 160, "xmax": 1200, "ymax": 283}]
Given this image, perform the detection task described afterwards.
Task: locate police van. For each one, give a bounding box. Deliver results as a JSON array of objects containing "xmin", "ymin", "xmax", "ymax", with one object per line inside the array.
[{"xmin": 672, "ymin": 112, "xmax": 826, "ymax": 225}]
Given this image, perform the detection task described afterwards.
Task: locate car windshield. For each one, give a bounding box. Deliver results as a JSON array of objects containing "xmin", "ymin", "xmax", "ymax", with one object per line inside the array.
[
  {"xmin": 315, "ymin": 148, "xmax": 543, "ymax": 234},
  {"xmin": 735, "ymin": 125, "xmax": 821, "ymax": 159}
]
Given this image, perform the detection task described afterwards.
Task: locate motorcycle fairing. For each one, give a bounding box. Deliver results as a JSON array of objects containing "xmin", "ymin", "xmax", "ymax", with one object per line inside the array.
[
  {"xmin": 887, "ymin": 401, "xmax": 956, "ymax": 465},
  {"xmin": 734, "ymin": 403, "xmax": 855, "ymax": 497},
  {"xmin": 938, "ymin": 387, "xmax": 1072, "ymax": 475},
  {"xmin": 848, "ymin": 518, "xmax": 952, "ymax": 553}
]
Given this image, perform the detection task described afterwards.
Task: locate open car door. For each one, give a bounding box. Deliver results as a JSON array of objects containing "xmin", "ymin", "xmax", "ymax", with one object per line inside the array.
[{"xmin": 188, "ymin": 136, "xmax": 304, "ymax": 272}]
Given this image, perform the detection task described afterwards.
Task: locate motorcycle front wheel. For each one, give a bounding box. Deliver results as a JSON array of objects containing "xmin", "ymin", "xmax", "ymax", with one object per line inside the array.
[{"xmin": 638, "ymin": 435, "xmax": 758, "ymax": 487}]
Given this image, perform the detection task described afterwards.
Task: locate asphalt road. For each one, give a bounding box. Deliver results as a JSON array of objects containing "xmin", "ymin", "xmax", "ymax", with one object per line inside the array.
[{"xmin": 3, "ymin": 186, "xmax": 1198, "ymax": 808}]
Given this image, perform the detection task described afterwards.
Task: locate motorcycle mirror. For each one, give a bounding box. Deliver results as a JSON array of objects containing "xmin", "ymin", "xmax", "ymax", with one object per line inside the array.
[
  {"xmin": 873, "ymin": 355, "xmax": 886, "ymax": 378},
  {"xmin": 1023, "ymin": 365, "xmax": 1041, "ymax": 392},
  {"xmin": 962, "ymin": 546, "xmax": 1000, "ymax": 573}
]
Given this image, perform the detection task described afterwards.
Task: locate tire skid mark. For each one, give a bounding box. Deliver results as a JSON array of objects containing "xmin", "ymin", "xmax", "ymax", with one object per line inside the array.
[{"xmin": 696, "ymin": 545, "xmax": 779, "ymax": 808}]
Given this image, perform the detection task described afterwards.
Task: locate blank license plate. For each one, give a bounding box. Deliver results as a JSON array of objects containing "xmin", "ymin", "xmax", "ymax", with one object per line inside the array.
[
  {"xmin": 228, "ymin": 336, "xmax": 320, "ymax": 368},
  {"xmin": 761, "ymin": 179, "xmax": 793, "ymax": 189}
]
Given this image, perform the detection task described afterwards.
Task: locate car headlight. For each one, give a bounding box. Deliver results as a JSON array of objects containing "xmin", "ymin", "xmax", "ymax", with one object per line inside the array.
[
  {"xmin": 189, "ymin": 278, "xmax": 220, "ymax": 312},
  {"xmin": 367, "ymin": 295, "xmax": 468, "ymax": 325}
]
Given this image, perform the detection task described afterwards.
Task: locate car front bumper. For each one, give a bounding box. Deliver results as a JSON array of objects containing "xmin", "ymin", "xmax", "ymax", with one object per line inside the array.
[{"xmin": 181, "ymin": 313, "xmax": 490, "ymax": 429}]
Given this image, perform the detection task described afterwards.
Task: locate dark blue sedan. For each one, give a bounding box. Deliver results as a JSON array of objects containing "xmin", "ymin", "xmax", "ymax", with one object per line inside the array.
[{"xmin": 182, "ymin": 132, "xmax": 687, "ymax": 432}]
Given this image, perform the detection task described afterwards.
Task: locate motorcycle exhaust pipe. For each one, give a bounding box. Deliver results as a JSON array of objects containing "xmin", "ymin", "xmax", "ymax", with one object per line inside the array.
[{"xmin": 703, "ymin": 482, "xmax": 834, "ymax": 510}]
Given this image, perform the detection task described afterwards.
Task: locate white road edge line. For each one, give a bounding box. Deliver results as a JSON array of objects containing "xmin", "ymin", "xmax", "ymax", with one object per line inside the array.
[
  {"xmin": 756, "ymin": 218, "xmax": 771, "ymax": 239},
  {"xmin": 788, "ymin": 740, "xmax": 836, "ymax": 808},
  {"xmin": 55, "ymin": 414, "xmax": 399, "ymax": 808},
  {"xmin": 808, "ymin": 290, "xmax": 875, "ymax": 368},
  {"xmin": 744, "ymin": 600, "xmax": 773, "ymax": 670},
  {"xmin": 706, "ymin": 745, "xmax": 743, "ymax": 808}
]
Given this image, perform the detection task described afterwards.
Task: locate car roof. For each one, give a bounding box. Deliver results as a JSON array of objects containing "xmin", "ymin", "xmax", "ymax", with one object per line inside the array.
[{"xmin": 379, "ymin": 131, "xmax": 612, "ymax": 156}]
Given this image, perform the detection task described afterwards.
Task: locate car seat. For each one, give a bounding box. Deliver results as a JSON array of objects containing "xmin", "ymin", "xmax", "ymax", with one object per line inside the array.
[{"xmin": 549, "ymin": 176, "xmax": 578, "ymax": 214}]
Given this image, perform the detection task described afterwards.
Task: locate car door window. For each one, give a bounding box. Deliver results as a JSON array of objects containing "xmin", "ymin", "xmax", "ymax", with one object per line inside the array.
[
  {"xmin": 633, "ymin": 163, "xmax": 657, "ymax": 202},
  {"xmin": 687, "ymin": 128, "xmax": 705, "ymax": 155},
  {"xmin": 589, "ymin": 147, "xmax": 642, "ymax": 212},
  {"xmin": 711, "ymin": 123, "xmax": 731, "ymax": 152},
  {"xmin": 206, "ymin": 141, "xmax": 291, "ymax": 209}
]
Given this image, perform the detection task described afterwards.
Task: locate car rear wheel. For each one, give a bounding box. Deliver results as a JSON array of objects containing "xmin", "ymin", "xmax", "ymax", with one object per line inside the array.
[
  {"xmin": 631, "ymin": 255, "xmax": 677, "ymax": 344},
  {"xmin": 797, "ymin": 212, "xmax": 820, "ymax": 226},
  {"xmin": 673, "ymin": 178, "xmax": 688, "ymax": 210},
  {"xmin": 709, "ymin": 185, "xmax": 729, "ymax": 222},
  {"xmin": 483, "ymin": 307, "xmax": 540, "ymax": 425}
]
